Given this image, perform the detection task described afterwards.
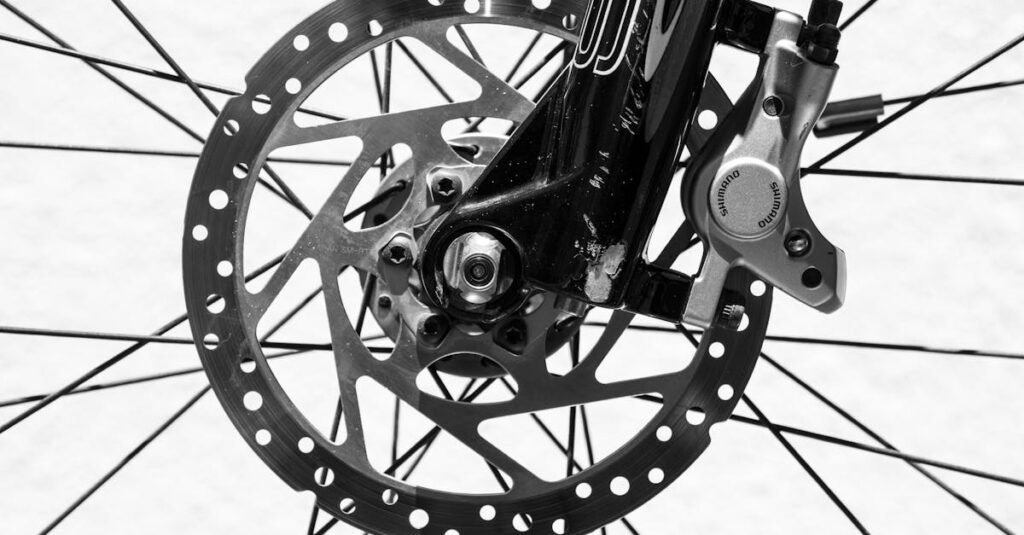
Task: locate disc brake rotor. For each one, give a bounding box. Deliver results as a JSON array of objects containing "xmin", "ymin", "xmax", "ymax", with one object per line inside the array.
[{"xmin": 183, "ymin": 2, "xmax": 772, "ymax": 534}]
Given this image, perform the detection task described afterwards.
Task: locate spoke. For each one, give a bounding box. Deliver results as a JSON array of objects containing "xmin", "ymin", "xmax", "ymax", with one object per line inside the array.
[
  {"xmin": 0, "ymin": 326, "xmax": 341, "ymax": 352},
  {"xmin": 368, "ymin": 45, "xmax": 398, "ymax": 173},
  {"xmin": 763, "ymin": 333, "xmax": 1024, "ymax": 361},
  {"xmin": 499, "ymin": 378, "xmax": 585, "ymax": 473},
  {"xmin": 391, "ymin": 396, "xmax": 402, "ymax": 464},
  {"xmin": 382, "ymin": 42, "xmax": 393, "ymax": 175},
  {"xmin": 392, "ymin": 38, "xmax": 477, "ymax": 128},
  {"xmin": 838, "ymin": 0, "xmax": 880, "ymax": 31},
  {"xmin": 428, "ymin": 368, "xmax": 455, "ymax": 401},
  {"xmin": 383, "ymin": 378, "xmax": 497, "ymax": 477},
  {"xmin": 109, "ymin": 0, "xmax": 314, "ymax": 219},
  {"xmin": 566, "ymin": 404, "xmax": 578, "ymax": 478},
  {"xmin": 568, "ymin": 333, "xmax": 638, "ymax": 533},
  {"xmin": 423, "ymin": 369, "xmax": 510, "ymax": 491},
  {"xmin": 506, "ymin": 31, "xmax": 543, "ymax": 82},
  {"xmin": 344, "ymin": 180, "xmax": 408, "ymax": 223},
  {"xmin": 506, "ymin": 42, "xmax": 571, "ymax": 137},
  {"xmin": 0, "ymin": 251, "xmax": 287, "ymax": 434},
  {"xmin": 0, "ymin": 31, "xmax": 342, "ymax": 122},
  {"xmin": 486, "ymin": 462, "xmax": 511, "ymax": 492},
  {"xmin": 728, "ymin": 413, "xmax": 1024, "ymax": 489},
  {"xmin": 0, "ymin": 4, "xmax": 308, "ymax": 217},
  {"xmin": 807, "ymin": 32, "xmax": 1024, "ymax": 172},
  {"xmin": 260, "ymin": 288, "xmax": 324, "ymax": 341},
  {"xmin": 313, "ymin": 518, "xmax": 339, "ymax": 535},
  {"xmin": 0, "ymin": 349, "xmax": 316, "ymax": 410},
  {"xmin": 454, "ymin": 24, "xmax": 485, "ymax": 66},
  {"xmin": 633, "ymin": 386, "xmax": 1024, "ymax": 491},
  {"xmin": 0, "ymin": 140, "xmax": 351, "ymax": 167},
  {"xmin": 759, "ymin": 353, "xmax": 1014, "ymax": 534},
  {"xmin": 394, "ymin": 39, "xmax": 457, "ymax": 105},
  {"xmin": 0, "ymin": 166, "xmax": 398, "ymax": 356},
  {"xmin": 566, "ymin": 333, "xmax": 581, "ymax": 478},
  {"xmin": 579, "ymin": 405, "xmax": 597, "ymax": 466},
  {"xmin": 580, "ymin": 322, "xmax": 1024, "ymax": 362},
  {"xmin": 39, "ymin": 386, "xmax": 211, "ymax": 534},
  {"xmin": 742, "ymin": 396, "xmax": 870, "ymax": 534},
  {"xmin": 306, "ymin": 396, "xmax": 346, "ymax": 535},
  {"xmin": 0, "ymin": 2, "xmax": 205, "ymax": 142},
  {"xmin": 108, "ymin": 0, "xmax": 220, "ymax": 116},
  {"xmin": 510, "ymin": 41, "xmax": 570, "ymax": 91},
  {"xmin": 397, "ymin": 379, "xmax": 484, "ymax": 482},
  {"xmin": 884, "ymin": 76, "xmax": 1024, "ymax": 106},
  {"xmin": 806, "ymin": 167, "xmax": 1024, "ymax": 187},
  {"xmin": 462, "ymin": 31, "xmax": 545, "ymax": 132},
  {"xmin": 306, "ymin": 273, "xmax": 377, "ymax": 530},
  {"xmin": 0, "ymin": 318, "xmax": 189, "ymax": 436}
]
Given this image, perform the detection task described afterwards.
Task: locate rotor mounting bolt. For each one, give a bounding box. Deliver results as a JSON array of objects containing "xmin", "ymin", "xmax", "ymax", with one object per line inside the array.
[
  {"xmin": 419, "ymin": 314, "xmax": 450, "ymax": 346},
  {"xmin": 381, "ymin": 237, "xmax": 413, "ymax": 266},
  {"xmin": 763, "ymin": 96, "xmax": 785, "ymax": 117},
  {"xmin": 430, "ymin": 173, "xmax": 462, "ymax": 204},
  {"xmin": 495, "ymin": 319, "xmax": 528, "ymax": 353},
  {"xmin": 785, "ymin": 230, "xmax": 812, "ymax": 257}
]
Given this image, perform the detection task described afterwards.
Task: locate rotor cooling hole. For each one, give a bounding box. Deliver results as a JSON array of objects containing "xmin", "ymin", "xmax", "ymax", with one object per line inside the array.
[
  {"xmin": 610, "ymin": 476, "xmax": 630, "ymax": 496},
  {"xmin": 409, "ymin": 509, "xmax": 430, "ymax": 529},
  {"xmin": 223, "ymin": 119, "xmax": 240, "ymax": 136},
  {"xmin": 251, "ymin": 95, "xmax": 272, "ymax": 114},
  {"xmin": 329, "ymin": 23, "xmax": 349, "ymax": 42},
  {"xmin": 314, "ymin": 467, "xmax": 335, "ymax": 486},
  {"xmin": 513, "ymin": 512, "xmax": 534, "ymax": 532}
]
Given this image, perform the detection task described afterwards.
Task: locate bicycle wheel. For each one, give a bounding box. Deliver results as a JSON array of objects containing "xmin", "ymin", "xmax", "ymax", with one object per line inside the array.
[{"xmin": 1, "ymin": 1, "xmax": 1022, "ymax": 534}]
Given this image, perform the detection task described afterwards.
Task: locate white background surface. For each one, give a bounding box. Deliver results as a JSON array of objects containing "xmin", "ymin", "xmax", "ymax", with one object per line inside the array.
[{"xmin": 1, "ymin": 0, "xmax": 1023, "ymax": 533}]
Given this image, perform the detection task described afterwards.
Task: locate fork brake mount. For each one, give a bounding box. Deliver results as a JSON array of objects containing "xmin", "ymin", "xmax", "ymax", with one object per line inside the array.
[{"xmin": 422, "ymin": 0, "xmax": 846, "ymax": 326}]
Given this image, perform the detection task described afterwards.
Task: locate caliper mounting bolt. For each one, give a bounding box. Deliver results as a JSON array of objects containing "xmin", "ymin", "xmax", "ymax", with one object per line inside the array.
[
  {"xmin": 377, "ymin": 295, "xmax": 392, "ymax": 311},
  {"xmin": 785, "ymin": 229, "xmax": 812, "ymax": 257}
]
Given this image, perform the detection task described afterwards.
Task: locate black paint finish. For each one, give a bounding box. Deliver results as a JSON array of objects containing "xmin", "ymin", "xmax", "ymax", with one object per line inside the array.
[{"xmin": 424, "ymin": 0, "xmax": 724, "ymax": 314}]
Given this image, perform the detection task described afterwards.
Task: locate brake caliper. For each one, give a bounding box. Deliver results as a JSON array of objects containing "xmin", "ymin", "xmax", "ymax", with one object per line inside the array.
[{"xmin": 683, "ymin": 5, "xmax": 847, "ymax": 328}]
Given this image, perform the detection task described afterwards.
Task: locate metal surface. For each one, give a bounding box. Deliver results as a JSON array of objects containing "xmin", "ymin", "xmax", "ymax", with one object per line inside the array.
[
  {"xmin": 442, "ymin": 231, "xmax": 511, "ymax": 306},
  {"xmin": 182, "ymin": 1, "xmax": 771, "ymax": 534},
  {"xmin": 683, "ymin": 10, "xmax": 846, "ymax": 328}
]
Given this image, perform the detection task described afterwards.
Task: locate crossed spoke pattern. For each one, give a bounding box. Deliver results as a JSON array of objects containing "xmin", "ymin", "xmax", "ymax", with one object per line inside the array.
[{"xmin": 0, "ymin": 0, "xmax": 1022, "ymax": 534}]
